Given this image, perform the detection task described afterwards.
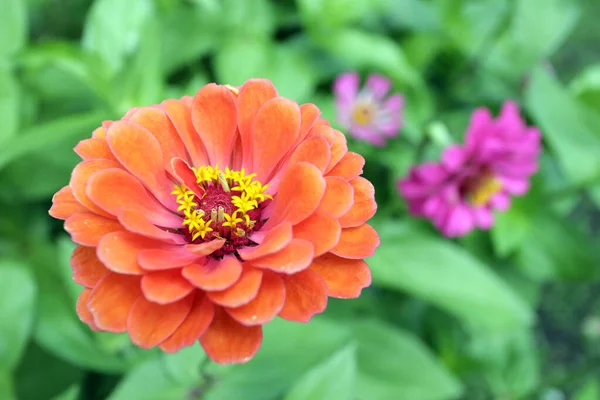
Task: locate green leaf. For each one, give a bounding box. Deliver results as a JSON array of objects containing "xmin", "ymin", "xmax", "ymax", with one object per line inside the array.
[
  {"xmin": 0, "ymin": 0, "xmax": 27, "ymax": 58},
  {"xmin": 82, "ymin": 0, "xmax": 154, "ymax": 74},
  {"xmin": 525, "ymin": 66, "xmax": 600, "ymax": 184},
  {"xmin": 515, "ymin": 213, "xmax": 598, "ymax": 281},
  {"xmin": 370, "ymin": 228, "xmax": 533, "ymax": 329},
  {"xmin": 485, "ymin": 0, "xmax": 580, "ymax": 76},
  {"xmin": 284, "ymin": 344, "xmax": 357, "ymax": 400},
  {"xmin": 14, "ymin": 343, "xmax": 83, "ymax": 400},
  {"xmin": 319, "ymin": 28, "xmax": 421, "ymax": 87},
  {"xmin": 108, "ymin": 359, "xmax": 188, "ymax": 400},
  {"xmin": 0, "ymin": 262, "xmax": 36, "ymax": 370},
  {"xmin": 161, "ymin": 345, "xmax": 206, "ymax": 386},
  {"xmin": 354, "ymin": 320, "xmax": 462, "ymax": 400},
  {"xmin": 0, "ymin": 110, "xmax": 108, "ymax": 170},
  {"xmin": 570, "ymin": 63, "xmax": 600, "ymax": 110},
  {"xmin": 298, "ymin": 0, "xmax": 374, "ymax": 29},
  {"xmin": 0, "ymin": 67, "xmax": 19, "ymax": 147},
  {"xmin": 0, "ymin": 367, "xmax": 15, "ymax": 400},
  {"xmin": 215, "ymin": 39, "xmax": 317, "ymax": 102},
  {"xmin": 468, "ymin": 329, "xmax": 539, "ymax": 399},
  {"xmin": 573, "ymin": 379, "xmax": 600, "ymax": 400},
  {"xmin": 205, "ymin": 318, "xmax": 353, "ymax": 400}
]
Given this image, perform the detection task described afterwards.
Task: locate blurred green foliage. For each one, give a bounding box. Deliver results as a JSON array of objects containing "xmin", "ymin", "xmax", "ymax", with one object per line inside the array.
[{"xmin": 0, "ymin": 0, "xmax": 599, "ymax": 399}]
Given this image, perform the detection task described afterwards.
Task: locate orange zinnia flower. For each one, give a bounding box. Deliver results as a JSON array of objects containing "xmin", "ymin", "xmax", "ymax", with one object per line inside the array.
[{"xmin": 49, "ymin": 79, "xmax": 379, "ymax": 364}]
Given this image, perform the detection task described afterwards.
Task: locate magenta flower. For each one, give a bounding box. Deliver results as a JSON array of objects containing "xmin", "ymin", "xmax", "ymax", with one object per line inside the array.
[
  {"xmin": 398, "ymin": 101, "xmax": 541, "ymax": 237},
  {"xmin": 333, "ymin": 72, "xmax": 403, "ymax": 146}
]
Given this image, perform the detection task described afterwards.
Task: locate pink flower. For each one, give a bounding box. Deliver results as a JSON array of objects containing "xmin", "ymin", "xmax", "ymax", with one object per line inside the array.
[
  {"xmin": 398, "ymin": 101, "xmax": 541, "ymax": 237},
  {"xmin": 333, "ymin": 72, "xmax": 403, "ymax": 146}
]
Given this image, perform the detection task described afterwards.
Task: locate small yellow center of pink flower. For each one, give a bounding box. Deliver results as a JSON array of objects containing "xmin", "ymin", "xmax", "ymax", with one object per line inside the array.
[
  {"xmin": 352, "ymin": 102, "xmax": 376, "ymax": 126},
  {"xmin": 465, "ymin": 173, "xmax": 502, "ymax": 206},
  {"xmin": 172, "ymin": 166, "xmax": 271, "ymax": 247}
]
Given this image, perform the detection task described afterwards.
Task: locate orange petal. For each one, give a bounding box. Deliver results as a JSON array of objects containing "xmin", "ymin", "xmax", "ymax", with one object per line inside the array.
[
  {"xmin": 97, "ymin": 231, "xmax": 163, "ymax": 275},
  {"xmin": 106, "ymin": 120, "xmax": 177, "ymax": 210},
  {"xmin": 297, "ymin": 103, "xmax": 321, "ymax": 143},
  {"xmin": 262, "ymin": 162, "xmax": 326, "ymax": 229},
  {"xmin": 49, "ymin": 185, "xmax": 88, "ymax": 220},
  {"xmin": 288, "ymin": 136, "xmax": 331, "ymax": 173},
  {"xmin": 117, "ymin": 208, "xmax": 184, "ymax": 244},
  {"xmin": 252, "ymin": 239, "xmax": 314, "ymax": 274},
  {"xmin": 92, "ymin": 126, "xmax": 107, "ymax": 140},
  {"xmin": 191, "ymin": 84, "xmax": 238, "ymax": 166},
  {"xmin": 138, "ymin": 246, "xmax": 204, "ymax": 270},
  {"xmin": 71, "ymin": 245, "xmax": 110, "ymax": 288},
  {"xmin": 70, "ymin": 159, "xmax": 122, "ymax": 218},
  {"xmin": 293, "ymin": 212, "xmax": 341, "ymax": 257},
  {"xmin": 330, "ymin": 224, "xmax": 380, "ymax": 259},
  {"xmin": 184, "ymin": 239, "xmax": 226, "ymax": 255},
  {"xmin": 74, "ymin": 138, "xmax": 118, "ymax": 162},
  {"xmin": 317, "ymin": 177, "xmax": 354, "ymax": 218},
  {"xmin": 237, "ymin": 79, "xmax": 278, "ymax": 169},
  {"xmin": 207, "ymin": 267, "xmax": 263, "ymax": 307},
  {"xmin": 252, "ymin": 97, "xmax": 301, "ymax": 181},
  {"xmin": 199, "ymin": 307, "xmax": 263, "ymax": 364},
  {"xmin": 171, "ymin": 157, "xmax": 207, "ymax": 198},
  {"xmin": 339, "ymin": 177, "xmax": 377, "ymax": 227},
  {"xmin": 182, "ymin": 256, "xmax": 242, "ymax": 290},
  {"xmin": 127, "ymin": 293, "xmax": 194, "ymax": 349},
  {"xmin": 239, "ymin": 222, "xmax": 293, "ymax": 261},
  {"xmin": 326, "ymin": 152, "xmax": 364, "ymax": 181},
  {"xmin": 87, "ymin": 168, "xmax": 182, "ymax": 228},
  {"xmin": 326, "ymin": 129, "xmax": 348, "ymax": 172},
  {"xmin": 128, "ymin": 107, "xmax": 188, "ymax": 174},
  {"xmin": 310, "ymin": 253, "xmax": 371, "ymax": 298},
  {"xmin": 88, "ymin": 273, "xmax": 142, "ymax": 332},
  {"xmin": 225, "ymin": 271, "xmax": 285, "ymax": 326},
  {"xmin": 141, "ymin": 269, "xmax": 195, "ymax": 304},
  {"xmin": 161, "ymin": 99, "xmax": 209, "ymax": 167},
  {"xmin": 76, "ymin": 288, "xmax": 100, "ymax": 331},
  {"xmin": 160, "ymin": 293, "xmax": 214, "ymax": 353},
  {"xmin": 64, "ymin": 212, "xmax": 124, "ymax": 246},
  {"xmin": 278, "ymin": 269, "xmax": 327, "ymax": 322}
]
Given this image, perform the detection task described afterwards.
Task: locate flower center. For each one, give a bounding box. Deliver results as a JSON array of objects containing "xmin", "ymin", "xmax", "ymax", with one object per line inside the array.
[
  {"xmin": 172, "ymin": 165, "xmax": 272, "ymax": 256},
  {"xmin": 463, "ymin": 173, "xmax": 502, "ymax": 206},
  {"xmin": 352, "ymin": 102, "xmax": 376, "ymax": 126}
]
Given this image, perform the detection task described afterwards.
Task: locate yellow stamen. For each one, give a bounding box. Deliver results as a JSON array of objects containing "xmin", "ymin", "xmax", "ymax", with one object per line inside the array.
[
  {"xmin": 468, "ymin": 175, "xmax": 503, "ymax": 206},
  {"xmin": 352, "ymin": 103, "xmax": 375, "ymax": 126}
]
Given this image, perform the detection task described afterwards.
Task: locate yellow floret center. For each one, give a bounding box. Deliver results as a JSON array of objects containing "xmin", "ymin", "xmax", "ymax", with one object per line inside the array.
[
  {"xmin": 467, "ymin": 174, "xmax": 503, "ymax": 206},
  {"xmin": 172, "ymin": 165, "xmax": 272, "ymax": 241}
]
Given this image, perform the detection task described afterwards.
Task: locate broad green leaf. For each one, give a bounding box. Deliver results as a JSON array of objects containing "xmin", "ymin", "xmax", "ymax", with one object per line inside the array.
[
  {"xmin": 468, "ymin": 329, "xmax": 539, "ymax": 399},
  {"xmin": 0, "ymin": 262, "xmax": 36, "ymax": 370},
  {"xmin": 570, "ymin": 63, "xmax": 600, "ymax": 110},
  {"xmin": 379, "ymin": 0, "xmax": 439, "ymax": 32},
  {"xmin": 284, "ymin": 344, "xmax": 357, "ymax": 400},
  {"xmin": 354, "ymin": 320, "xmax": 462, "ymax": 400},
  {"xmin": 0, "ymin": 0, "xmax": 27, "ymax": 58},
  {"xmin": 15, "ymin": 343, "xmax": 83, "ymax": 400},
  {"xmin": 516, "ymin": 212, "xmax": 598, "ymax": 281},
  {"xmin": 0, "ymin": 368, "xmax": 15, "ymax": 400},
  {"xmin": 51, "ymin": 385, "xmax": 80, "ymax": 400},
  {"xmin": 525, "ymin": 66, "xmax": 600, "ymax": 184},
  {"xmin": 319, "ymin": 28, "xmax": 421, "ymax": 88},
  {"xmin": 82, "ymin": 0, "xmax": 154, "ymax": 74},
  {"xmin": 159, "ymin": 5, "xmax": 219, "ymax": 74},
  {"xmin": 0, "ymin": 110, "xmax": 107, "ymax": 170},
  {"xmin": 161, "ymin": 345, "xmax": 206, "ymax": 386},
  {"xmin": 215, "ymin": 39, "xmax": 317, "ymax": 102},
  {"xmin": 485, "ymin": 0, "xmax": 580, "ymax": 76},
  {"xmin": 108, "ymin": 359, "xmax": 188, "ymax": 400},
  {"xmin": 0, "ymin": 67, "xmax": 19, "ymax": 146},
  {"xmin": 573, "ymin": 379, "xmax": 600, "ymax": 400},
  {"xmin": 205, "ymin": 318, "xmax": 353, "ymax": 400},
  {"xmin": 297, "ymin": 0, "xmax": 374, "ymax": 29},
  {"xmin": 370, "ymin": 228, "xmax": 533, "ymax": 329}
]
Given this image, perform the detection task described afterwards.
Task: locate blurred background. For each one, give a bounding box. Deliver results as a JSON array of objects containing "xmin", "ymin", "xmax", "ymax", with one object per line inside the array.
[{"xmin": 1, "ymin": 0, "xmax": 600, "ymax": 399}]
